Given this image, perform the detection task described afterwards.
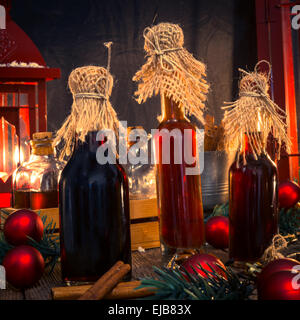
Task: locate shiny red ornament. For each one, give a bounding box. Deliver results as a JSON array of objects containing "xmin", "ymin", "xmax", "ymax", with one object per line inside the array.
[
  {"xmin": 181, "ymin": 253, "xmax": 227, "ymax": 279},
  {"xmin": 258, "ymin": 270, "xmax": 300, "ymax": 300},
  {"xmin": 258, "ymin": 258, "xmax": 300, "ymax": 285},
  {"xmin": 205, "ymin": 216, "xmax": 229, "ymax": 249},
  {"xmin": 278, "ymin": 180, "xmax": 300, "ymax": 209},
  {"xmin": 257, "ymin": 258, "xmax": 300, "ymax": 296},
  {"xmin": 3, "ymin": 245, "xmax": 45, "ymax": 289},
  {"xmin": 4, "ymin": 209, "xmax": 44, "ymax": 246}
]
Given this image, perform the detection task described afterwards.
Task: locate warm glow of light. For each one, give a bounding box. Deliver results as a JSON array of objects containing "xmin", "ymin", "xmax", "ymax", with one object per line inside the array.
[
  {"xmin": 14, "ymin": 145, "xmax": 19, "ymax": 166},
  {"xmin": 30, "ymin": 172, "xmax": 38, "ymax": 186},
  {"xmin": 13, "ymin": 145, "xmax": 25, "ymax": 166},
  {"xmin": 2, "ymin": 148, "xmax": 5, "ymax": 170},
  {"xmin": 19, "ymin": 148, "xmax": 24, "ymax": 164},
  {"xmin": 257, "ymin": 111, "xmax": 262, "ymax": 132},
  {"xmin": 0, "ymin": 172, "xmax": 9, "ymax": 183}
]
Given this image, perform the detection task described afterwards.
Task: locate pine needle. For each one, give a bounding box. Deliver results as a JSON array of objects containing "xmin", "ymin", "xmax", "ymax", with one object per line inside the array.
[{"xmin": 139, "ymin": 265, "xmax": 253, "ymax": 300}]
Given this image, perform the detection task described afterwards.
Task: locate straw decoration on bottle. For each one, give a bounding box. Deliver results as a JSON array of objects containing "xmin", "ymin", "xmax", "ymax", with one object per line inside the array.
[
  {"xmin": 53, "ymin": 42, "xmax": 119, "ymax": 160},
  {"xmin": 222, "ymin": 60, "xmax": 291, "ymax": 164},
  {"xmin": 133, "ymin": 22, "xmax": 209, "ymax": 124}
]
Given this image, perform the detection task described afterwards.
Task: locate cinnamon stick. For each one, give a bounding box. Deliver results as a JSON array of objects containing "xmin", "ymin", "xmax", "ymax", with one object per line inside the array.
[
  {"xmin": 78, "ymin": 261, "xmax": 131, "ymax": 300},
  {"xmin": 52, "ymin": 280, "xmax": 155, "ymax": 300}
]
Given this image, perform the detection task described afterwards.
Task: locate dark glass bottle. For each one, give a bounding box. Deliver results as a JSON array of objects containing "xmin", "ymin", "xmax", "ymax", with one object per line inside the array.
[
  {"xmin": 154, "ymin": 95, "xmax": 205, "ymax": 251},
  {"xmin": 229, "ymin": 133, "xmax": 278, "ymax": 262},
  {"xmin": 59, "ymin": 131, "xmax": 131, "ymax": 282}
]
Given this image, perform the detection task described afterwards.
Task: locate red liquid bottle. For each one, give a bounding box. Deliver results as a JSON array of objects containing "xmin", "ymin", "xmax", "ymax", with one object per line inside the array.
[
  {"xmin": 59, "ymin": 131, "xmax": 131, "ymax": 283},
  {"xmin": 154, "ymin": 95, "xmax": 205, "ymax": 251},
  {"xmin": 229, "ymin": 133, "xmax": 278, "ymax": 263}
]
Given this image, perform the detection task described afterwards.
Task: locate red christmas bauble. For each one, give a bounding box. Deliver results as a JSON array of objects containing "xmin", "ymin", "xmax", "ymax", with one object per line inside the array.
[
  {"xmin": 278, "ymin": 181, "xmax": 300, "ymax": 209},
  {"xmin": 205, "ymin": 216, "xmax": 229, "ymax": 249},
  {"xmin": 258, "ymin": 258, "xmax": 300, "ymax": 285},
  {"xmin": 181, "ymin": 253, "xmax": 227, "ymax": 279},
  {"xmin": 4, "ymin": 209, "xmax": 44, "ymax": 246},
  {"xmin": 257, "ymin": 258, "xmax": 300, "ymax": 296},
  {"xmin": 3, "ymin": 245, "xmax": 45, "ymax": 289},
  {"xmin": 258, "ymin": 270, "xmax": 300, "ymax": 300}
]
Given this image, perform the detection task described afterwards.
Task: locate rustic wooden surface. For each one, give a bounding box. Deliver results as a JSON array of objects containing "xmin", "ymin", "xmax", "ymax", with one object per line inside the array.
[
  {"xmin": 0, "ymin": 245, "xmax": 229, "ymax": 300},
  {"xmin": 0, "ymin": 248, "xmax": 165, "ymax": 300},
  {"xmin": 1, "ymin": 240, "xmax": 299, "ymax": 300}
]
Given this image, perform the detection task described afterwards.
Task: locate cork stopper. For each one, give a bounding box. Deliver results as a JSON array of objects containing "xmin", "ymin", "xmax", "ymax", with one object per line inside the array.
[
  {"xmin": 32, "ymin": 132, "xmax": 53, "ymax": 140},
  {"xmin": 31, "ymin": 132, "xmax": 54, "ymax": 156}
]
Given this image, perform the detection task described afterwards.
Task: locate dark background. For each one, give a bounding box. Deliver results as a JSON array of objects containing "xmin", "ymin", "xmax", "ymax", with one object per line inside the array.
[{"xmin": 11, "ymin": 0, "xmax": 257, "ymax": 133}]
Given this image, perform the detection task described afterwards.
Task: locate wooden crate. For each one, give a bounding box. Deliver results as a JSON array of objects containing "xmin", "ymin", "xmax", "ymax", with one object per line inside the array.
[
  {"xmin": 3, "ymin": 198, "xmax": 160, "ymax": 251},
  {"xmin": 129, "ymin": 198, "xmax": 160, "ymax": 250}
]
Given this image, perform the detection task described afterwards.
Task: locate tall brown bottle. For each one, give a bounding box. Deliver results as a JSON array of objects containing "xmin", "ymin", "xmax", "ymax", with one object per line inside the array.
[{"xmin": 153, "ymin": 94, "xmax": 205, "ymax": 251}]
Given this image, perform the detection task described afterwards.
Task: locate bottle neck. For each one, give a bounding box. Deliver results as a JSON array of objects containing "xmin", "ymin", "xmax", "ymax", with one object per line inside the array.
[
  {"xmin": 32, "ymin": 143, "xmax": 54, "ymax": 156},
  {"xmin": 75, "ymin": 131, "xmax": 102, "ymax": 153},
  {"xmin": 160, "ymin": 94, "xmax": 185, "ymax": 122},
  {"xmin": 243, "ymin": 132, "xmax": 264, "ymax": 155}
]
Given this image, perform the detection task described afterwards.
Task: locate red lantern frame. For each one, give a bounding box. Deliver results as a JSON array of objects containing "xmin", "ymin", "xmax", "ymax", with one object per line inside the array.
[
  {"xmin": 256, "ymin": 0, "xmax": 300, "ymax": 182},
  {"xmin": 0, "ymin": 1, "xmax": 60, "ymax": 207}
]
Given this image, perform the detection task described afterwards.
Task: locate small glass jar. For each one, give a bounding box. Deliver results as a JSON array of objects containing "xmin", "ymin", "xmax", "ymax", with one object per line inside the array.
[{"xmin": 12, "ymin": 132, "xmax": 63, "ymax": 210}]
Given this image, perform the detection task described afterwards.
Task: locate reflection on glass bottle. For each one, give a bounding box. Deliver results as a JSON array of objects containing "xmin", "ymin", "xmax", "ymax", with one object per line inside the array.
[
  {"xmin": 12, "ymin": 132, "xmax": 63, "ymax": 209},
  {"xmin": 229, "ymin": 133, "xmax": 278, "ymax": 263},
  {"xmin": 59, "ymin": 131, "xmax": 131, "ymax": 283},
  {"xmin": 153, "ymin": 94, "xmax": 205, "ymax": 251},
  {"xmin": 127, "ymin": 126, "xmax": 156, "ymax": 200}
]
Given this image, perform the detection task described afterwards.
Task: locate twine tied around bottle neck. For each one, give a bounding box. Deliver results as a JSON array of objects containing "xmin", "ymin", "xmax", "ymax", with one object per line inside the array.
[
  {"xmin": 133, "ymin": 22, "xmax": 209, "ymax": 125},
  {"xmin": 53, "ymin": 42, "xmax": 119, "ymax": 161},
  {"xmin": 222, "ymin": 60, "xmax": 291, "ymax": 165}
]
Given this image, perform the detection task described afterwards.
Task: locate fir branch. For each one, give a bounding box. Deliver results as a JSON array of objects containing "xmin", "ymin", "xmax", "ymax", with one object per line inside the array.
[
  {"xmin": 138, "ymin": 264, "xmax": 253, "ymax": 300},
  {"xmin": 279, "ymin": 207, "xmax": 300, "ymax": 236},
  {"xmin": 204, "ymin": 203, "xmax": 229, "ymax": 222}
]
